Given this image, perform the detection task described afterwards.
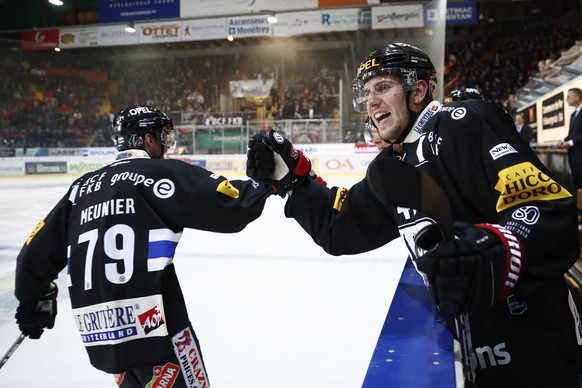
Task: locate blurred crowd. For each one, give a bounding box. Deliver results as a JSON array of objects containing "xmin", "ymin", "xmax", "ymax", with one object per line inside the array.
[
  {"xmin": 0, "ymin": 17, "xmax": 580, "ymax": 149},
  {"xmin": 445, "ymin": 18, "xmax": 581, "ymax": 114}
]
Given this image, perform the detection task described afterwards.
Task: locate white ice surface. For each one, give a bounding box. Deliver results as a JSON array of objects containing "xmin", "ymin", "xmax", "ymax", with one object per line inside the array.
[{"xmin": 0, "ymin": 174, "xmax": 408, "ymax": 388}]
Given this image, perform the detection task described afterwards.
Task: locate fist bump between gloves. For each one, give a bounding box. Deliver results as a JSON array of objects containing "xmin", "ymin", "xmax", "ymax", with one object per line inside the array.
[
  {"xmin": 15, "ymin": 282, "xmax": 58, "ymax": 339},
  {"xmin": 416, "ymin": 222, "xmax": 524, "ymax": 316},
  {"xmin": 247, "ymin": 129, "xmax": 325, "ymax": 194}
]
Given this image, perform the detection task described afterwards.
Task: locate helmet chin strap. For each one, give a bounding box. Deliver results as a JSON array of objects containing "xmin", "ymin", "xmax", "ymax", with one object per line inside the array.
[
  {"xmin": 144, "ymin": 136, "xmax": 166, "ymax": 159},
  {"xmin": 152, "ymin": 143, "xmax": 166, "ymax": 159}
]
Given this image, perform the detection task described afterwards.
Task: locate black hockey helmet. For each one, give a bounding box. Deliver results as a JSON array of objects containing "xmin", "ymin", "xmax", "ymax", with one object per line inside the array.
[
  {"xmin": 444, "ymin": 88, "xmax": 484, "ymax": 103},
  {"xmin": 112, "ymin": 105, "xmax": 175, "ymax": 152},
  {"xmin": 352, "ymin": 43, "xmax": 437, "ymax": 112}
]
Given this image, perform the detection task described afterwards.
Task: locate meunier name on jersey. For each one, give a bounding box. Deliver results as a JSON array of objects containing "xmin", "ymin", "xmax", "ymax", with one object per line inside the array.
[{"xmin": 80, "ymin": 198, "xmax": 136, "ymax": 225}]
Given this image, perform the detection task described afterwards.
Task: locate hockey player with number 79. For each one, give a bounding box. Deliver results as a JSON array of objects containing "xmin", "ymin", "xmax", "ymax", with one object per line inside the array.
[
  {"xmin": 247, "ymin": 43, "xmax": 582, "ymax": 387},
  {"xmin": 14, "ymin": 104, "xmax": 278, "ymax": 387}
]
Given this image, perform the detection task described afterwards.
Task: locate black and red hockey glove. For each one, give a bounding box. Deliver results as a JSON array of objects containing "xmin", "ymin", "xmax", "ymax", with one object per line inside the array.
[
  {"xmin": 15, "ymin": 282, "xmax": 58, "ymax": 339},
  {"xmin": 416, "ymin": 222, "xmax": 524, "ymax": 317},
  {"xmin": 247, "ymin": 129, "xmax": 324, "ymax": 195}
]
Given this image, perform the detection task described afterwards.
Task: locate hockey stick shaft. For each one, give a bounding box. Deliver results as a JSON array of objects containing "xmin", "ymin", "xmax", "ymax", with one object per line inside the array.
[
  {"xmin": 0, "ymin": 334, "xmax": 25, "ymax": 370},
  {"xmin": 367, "ymin": 158, "xmax": 476, "ymax": 386}
]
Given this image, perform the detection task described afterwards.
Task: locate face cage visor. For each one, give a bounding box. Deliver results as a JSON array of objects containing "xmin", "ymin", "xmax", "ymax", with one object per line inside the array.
[
  {"xmin": 157, "ymin": 123, "xmax": 176, "ymax": 150},
  {"xmin": 111, "ymin": 118, "xmax": 176, "ymax": 151},
  {"xmin": 352, "ymin": 68, "xmax": 418, "ymax": 113}
]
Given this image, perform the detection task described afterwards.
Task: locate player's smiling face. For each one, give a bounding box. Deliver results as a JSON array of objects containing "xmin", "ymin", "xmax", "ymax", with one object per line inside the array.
[{"xmin": 365, "ymin": 75, "xmax": 410, "ymax": 144}]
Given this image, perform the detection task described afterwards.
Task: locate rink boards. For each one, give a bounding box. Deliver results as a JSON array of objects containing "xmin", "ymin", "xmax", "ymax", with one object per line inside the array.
[{"xmin": 363, "ymin": 259, "xmax": 458, "ymax": 388}]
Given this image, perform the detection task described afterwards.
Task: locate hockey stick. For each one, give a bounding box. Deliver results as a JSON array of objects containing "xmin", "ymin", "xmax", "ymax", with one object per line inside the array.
[
  {"xmin": 0, "ymin": 334, "xmax": 25, "ymax": 370},
  {"xmin": 367, "ymin": 157, "xmax": 476, "ymax": 386}
]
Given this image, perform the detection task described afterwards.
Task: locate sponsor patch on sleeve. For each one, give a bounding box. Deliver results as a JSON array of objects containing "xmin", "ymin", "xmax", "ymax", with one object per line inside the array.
[
  {"xmin": 149, "ymin": 362, "xmax": 180, "ymax": 388},
  {"xmin": 26, "ymin": 219, "xmax": 45, "ymax": 245},
  {"xmin": 333, "ymin": 187, "xmax": 348, "ymax": 212},
  {"xmin": 495, "ymin": 162, "xmax": 571, "ymax": 211},
  {"xmin": 172, "ymin": 328, "xmax": 210, "ymax": 388},
  {"xmin": 216, "ymin": 179, "xmax": 239, "ymax": 199},
  {"xmin": 489, "ymin": 143, "xmax": 518, "ymax": 160}
]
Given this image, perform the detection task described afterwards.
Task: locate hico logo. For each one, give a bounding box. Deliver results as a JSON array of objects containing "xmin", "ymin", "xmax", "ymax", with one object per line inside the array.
[{"xmin": 494, "ymin": 162, "xmax": 571, "ymax": 211}]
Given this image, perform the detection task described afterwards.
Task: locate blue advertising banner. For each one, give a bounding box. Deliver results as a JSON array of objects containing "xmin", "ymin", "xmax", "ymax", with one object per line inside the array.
[
  {"xmin": 98, "ymin": 0, "xmax": 180, "ymax": 23},
  {"xmin": 425, "ymin": 1, "xmax": 477, "ymax": 26}
]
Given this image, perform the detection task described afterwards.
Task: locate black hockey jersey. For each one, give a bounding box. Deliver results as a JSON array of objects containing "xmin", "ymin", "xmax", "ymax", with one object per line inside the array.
[
  {"xmin": 285, "ymin": 100, "xmax": 582, "ymax": 386},
  {"xmin": 15, "ymin": 150, "xmax": 274, "ymax": 373}
]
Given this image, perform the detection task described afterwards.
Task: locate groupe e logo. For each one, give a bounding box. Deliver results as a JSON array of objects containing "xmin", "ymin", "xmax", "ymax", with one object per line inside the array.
[
  {"xmin": 153, "ymin": 179, "xmax": 175, "ymax": 199},
  {"xmin": 451, "ymin": 107, "xmax": 466, "ymax": 120}
]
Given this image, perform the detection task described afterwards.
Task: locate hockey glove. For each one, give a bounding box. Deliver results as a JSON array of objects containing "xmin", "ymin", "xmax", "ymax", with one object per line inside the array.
[
  {"xmin": 416, "ymin": 222, "xmax": 524, "ymax": 316},
  {"xmin": 246, "ymin": 129, "xmax": 316, "ymax": 194},
  {"xmin": 15, "ymin": 282, "xmax": 58, "ymax": 339},
  {"xmin": 247, "ymin": 132, "xmax": 275, "ymax": 180}
]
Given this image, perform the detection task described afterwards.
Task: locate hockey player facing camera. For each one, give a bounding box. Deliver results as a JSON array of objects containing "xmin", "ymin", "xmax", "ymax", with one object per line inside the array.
[
  {"xmin": 247, "ymin": 43, "xmax": 582, "ymax": 386},
  {"xmin": 14, "ymin": 105, "xmax": 275, "ymax": 387}
]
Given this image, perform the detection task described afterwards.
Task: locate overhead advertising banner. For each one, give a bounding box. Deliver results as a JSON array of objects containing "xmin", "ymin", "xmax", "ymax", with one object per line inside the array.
[
  {"xmin": 21, "ymin": 30, "xmax": 59, "ymax": 50},
  {"xmin": 425, "ymin": 1, "xmax": 477, "ymax": 26},
  {"xmin": 138, "ymin": 21, "xmax": 182, "ymax": 44},
  {"xmin": 371, "ymin": 4, "xmax": 424, "ymax": 29},
  {"xmin": 98, "ymin": 0, "xmax": 180, "ymax": 23},
  {"xmin": 182, "ymin": 18, "xmax": 227, "ymax": 41},
  {"xmin": 226, "ymin": 15, "xmax": 273, "ymax": 38},
  {"xmin": 318, "ymin": 0, "xmax": 379, "ymax": 5},
  {"xmin": 59, "ymin": 27, "xmax": 99, "ymax": 49},
  {"xmin": 98, "ymin": 25, "xmax": 139, "ymax": 46},
  {"xmin": 230, "ymin": 79, "xmax": 275, "ymax": 98},
  {"xmin": 204, "ymin": 115, "xmax": 245, "ymax": 126},
  {"xmin": 320, "ymin": 8, "xmax": 359, "ymax": 32},
  {"xmin": 181, "ymin": 0, "xmax": 317, "ymax": 18},
  {"xmin": 274, "ymin": 11, "xmax": 322, "ymax": 36}
]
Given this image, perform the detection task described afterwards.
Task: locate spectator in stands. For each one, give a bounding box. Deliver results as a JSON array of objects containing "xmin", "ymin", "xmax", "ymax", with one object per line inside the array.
[
  {"xmin": 2, "ymin": 15, "xmax": 579, "ymax": 150},
  {"xmin": 343, "ymin": 130, "xmax": 356, "ymax": 143},
  {"xmin": 558, "ymin": 87, "xmax": 582, "ymax": 221},
  {"xmin": 514, "ymin": 112, "xmax": 534, "ymax": 146}
]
